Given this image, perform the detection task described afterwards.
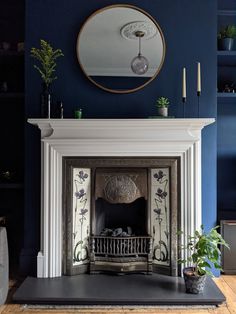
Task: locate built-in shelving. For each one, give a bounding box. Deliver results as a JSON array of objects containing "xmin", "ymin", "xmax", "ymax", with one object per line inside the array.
[
  {"xmin": 217, "ymin": 1, "xmax": 236, "ymax": 222},
  {"xmin": 217, "ymin": 51, "xmax": 236, "ymax": 56},
  {"xmin": 218, "ymin": 51, "xmax": 236, "ymax": 66},
  {"xmin": 217, "ymin": 92, "xmax": 236, "ymax": 97},
  {"xmin": 0, "ymin": 93, "xmax": 24, "ymax": 99},
  {"xmin": 0, "ymin": 183, "xmax": 24, "ymax": 189},
  {"xmin": 0, "ymin": 50, "xmax": 24, "ymax": 57},
  {"xmin": 218, "ymin": 9, "xmax": 236, "ymax": 16},
  {"xmin": 217, "ymin": 92, "xmax": 236, "ymax": 103}
]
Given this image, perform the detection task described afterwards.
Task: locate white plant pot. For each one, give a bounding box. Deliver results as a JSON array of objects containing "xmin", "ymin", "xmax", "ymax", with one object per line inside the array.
[{"xmin": 157, "ymin": 107, "xmax": 168, "ymax": 117}]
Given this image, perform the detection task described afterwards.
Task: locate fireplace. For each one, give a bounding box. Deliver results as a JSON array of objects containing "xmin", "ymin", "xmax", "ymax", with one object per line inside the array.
[
  {"xmin": 28, "ymin": 118, "xmax": 214, "ymax": 278},
  {"xmin": 63, "ymin": 157, "xmax": 179, "ymax": 276}
]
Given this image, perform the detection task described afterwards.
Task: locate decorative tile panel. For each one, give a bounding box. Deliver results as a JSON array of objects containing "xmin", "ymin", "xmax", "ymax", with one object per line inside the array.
[
  {"xmin": 72, "ymin": 168, "xmax": 91, "ymax": 266},
  {"xmin": 151, "ymin": 168, "xmax": 170, "ymax": 266}
]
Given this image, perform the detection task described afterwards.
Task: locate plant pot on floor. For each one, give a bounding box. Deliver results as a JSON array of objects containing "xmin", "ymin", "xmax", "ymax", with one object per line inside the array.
[{"xmin": 183, "ymin": 267, "xmax": 206, "ymax": 294}]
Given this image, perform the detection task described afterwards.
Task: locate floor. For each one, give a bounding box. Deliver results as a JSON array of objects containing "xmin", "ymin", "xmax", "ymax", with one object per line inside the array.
[{"xmin": 0, "ymin": 275, "xmax": 235, "ymax": 313}]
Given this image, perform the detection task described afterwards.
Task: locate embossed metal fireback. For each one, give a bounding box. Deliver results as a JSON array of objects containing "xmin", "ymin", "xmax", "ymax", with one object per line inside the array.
[{"xmin": 104, "ymin": 175, "xmax": 138, "ymax": 204}]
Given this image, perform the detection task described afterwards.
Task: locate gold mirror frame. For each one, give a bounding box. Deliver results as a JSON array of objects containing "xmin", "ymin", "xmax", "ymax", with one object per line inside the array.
[{"xmin": 76, "ymin": 4, "xmax": 166, "ymax": 94}]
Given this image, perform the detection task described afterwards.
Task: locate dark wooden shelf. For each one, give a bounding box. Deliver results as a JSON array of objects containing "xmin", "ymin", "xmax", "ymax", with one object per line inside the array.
[
  {"xmin": 0, "ymin": 50, "xmax": 24, "ymax": 57},
  {"xmin": 0, "ymin": 92, "xmax": 24, "ymax": 99},
  {"xmin": 218, "ymin": 10, "xmax": 236, "ymax": 16},
  {"xmin": 0, "ymin": 183, "xmax": 24, "ymax": 189},
  {"xmin": 218, "ymin": 51, "xmax": 236, "ymax": 66},
  {"xmin": 217, "ymin": 93, "xmax": 236, "ymax": 104},
  {"xmin": 218, "ymin": 92, "xmax": 236, "ymax": 97},
  {"xmin": 218, "ymin": 51, "xmax": 236, "ymax": 56}
]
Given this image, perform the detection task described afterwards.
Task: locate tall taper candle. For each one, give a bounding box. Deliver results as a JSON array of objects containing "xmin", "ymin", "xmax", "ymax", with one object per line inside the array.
[
  {"xmin": 182, "ymin": 67, "xmax": 186, "ymax": 100},
  {"xmin": 197, "ymin": 62, "xmax": 201, "ymax": 95}
]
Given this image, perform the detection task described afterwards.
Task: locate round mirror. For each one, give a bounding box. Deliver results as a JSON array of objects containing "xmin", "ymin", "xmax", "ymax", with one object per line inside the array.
[{"xmin": 76, "ymin": 5, "xmax": 166, "ymax": 93}]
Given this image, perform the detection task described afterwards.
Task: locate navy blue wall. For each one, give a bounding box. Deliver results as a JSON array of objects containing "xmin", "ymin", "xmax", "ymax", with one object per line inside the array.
[{"xmin": 23, "ymin": 0, "xmax": 217, "ymax": 274}]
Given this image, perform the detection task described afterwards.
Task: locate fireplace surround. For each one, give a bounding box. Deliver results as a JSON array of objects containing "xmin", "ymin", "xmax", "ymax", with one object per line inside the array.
[{"xmin": 28, "ymin": 118, "xmax": 215, "ymax": 278}]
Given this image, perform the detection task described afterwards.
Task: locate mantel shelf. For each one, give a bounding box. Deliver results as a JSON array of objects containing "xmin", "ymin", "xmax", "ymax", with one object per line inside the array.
[{"xmin": 28, "ymin": 118, "xmax": 215, "ymax": 140}]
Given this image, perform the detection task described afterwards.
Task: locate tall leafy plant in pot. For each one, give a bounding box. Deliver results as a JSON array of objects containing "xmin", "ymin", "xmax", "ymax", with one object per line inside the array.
[
  {"xmin": 31, "ymin": 39, "xmax": 64, "ymax": 118},
  {"xmin": 178, "ymin": 225, "xmax": 229, "ymax": 294}
]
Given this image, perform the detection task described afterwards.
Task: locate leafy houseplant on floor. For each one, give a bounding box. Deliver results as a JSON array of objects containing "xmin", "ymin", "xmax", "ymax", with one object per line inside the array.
[
  {"xmin": 218, "ymin": 25, "xmax": 236, "ymax": 51},
  {"xmin": 179, "ymin": 225, "xmax": 229, "ymax": 294},
  {"xmin": 31, "ymin": 39, "xmax": 64, "ymax": 118},
  {"xmin": 156, "ymin": 97, "xmax": 169, "ymax": 117}
]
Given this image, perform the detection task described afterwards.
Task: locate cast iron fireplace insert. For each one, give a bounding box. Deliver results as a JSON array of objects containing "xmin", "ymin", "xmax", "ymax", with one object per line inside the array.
[{"xmin": 63, "ymin": 157, "xmax": 180, "ymax": 276}]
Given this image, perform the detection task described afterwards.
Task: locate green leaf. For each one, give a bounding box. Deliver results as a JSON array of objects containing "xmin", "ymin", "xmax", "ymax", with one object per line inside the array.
[{"xmin": 198, "ymin": 261, "xmax": 211, "ymax": 268}]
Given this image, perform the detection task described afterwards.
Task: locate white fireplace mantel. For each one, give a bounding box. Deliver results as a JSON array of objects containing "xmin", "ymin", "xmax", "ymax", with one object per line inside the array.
[{"xmin": 28, "ymin": 118, "xmax": 215, "ymax": 278}]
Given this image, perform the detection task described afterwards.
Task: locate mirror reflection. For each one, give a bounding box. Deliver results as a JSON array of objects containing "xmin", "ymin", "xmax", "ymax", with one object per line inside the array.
[{"xmin": 77, "ymin": 5, "xmax": 166, "ymax": 93}]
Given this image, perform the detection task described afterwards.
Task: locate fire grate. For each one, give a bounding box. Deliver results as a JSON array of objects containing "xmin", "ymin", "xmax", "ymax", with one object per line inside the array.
[
  {"xmin": 90, "ymin": 235, "xmax": 153, "ymax": 274},
  {"xmin": 91, "ymin": 236, "xmax": 152, "ymax": 256}
]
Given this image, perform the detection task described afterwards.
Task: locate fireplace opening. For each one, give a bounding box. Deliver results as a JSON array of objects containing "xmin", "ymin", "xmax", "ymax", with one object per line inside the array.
[{"xmin": 95, "ymin": 198, "xmax": 147, "ymax": 236}]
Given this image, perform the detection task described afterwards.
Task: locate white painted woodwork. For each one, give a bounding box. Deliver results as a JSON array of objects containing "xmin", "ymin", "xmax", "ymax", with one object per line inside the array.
[{"xmin": 28, "ymin": 118, "xmax": 215, "ymax": 278}]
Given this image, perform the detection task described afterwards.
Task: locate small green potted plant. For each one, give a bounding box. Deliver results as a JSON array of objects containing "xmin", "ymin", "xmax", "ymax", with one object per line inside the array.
[
  {"xmin": 156, "ymin": 97, "xmax": 170, "ymax": 117},
  {"xmin": 31, "ymin": 39, "xmax": 64, "ymax": 117},
  {"xmin": 178, "ymin": 225, "xmax": 229, "ymax": 294},
  {"xmin": 218, "ymin": 25, "xmax": 236, "ymax": 51}
]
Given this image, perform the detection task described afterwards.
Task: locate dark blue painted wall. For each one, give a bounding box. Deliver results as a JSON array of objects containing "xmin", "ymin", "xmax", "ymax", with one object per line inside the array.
[{"xmin": 23, "ymin": 0, "xmax": 217, "ymax": 274}]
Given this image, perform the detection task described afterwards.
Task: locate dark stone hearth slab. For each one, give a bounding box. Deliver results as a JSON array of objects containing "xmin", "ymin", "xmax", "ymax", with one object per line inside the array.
[{"xmin": 13, "ymin": 274, "xmax": 225, "ymax": 306}]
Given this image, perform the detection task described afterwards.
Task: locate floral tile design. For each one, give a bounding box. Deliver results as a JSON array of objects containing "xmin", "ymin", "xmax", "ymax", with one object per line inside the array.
[
  {"xmin": 151, "ymin": 168, "xmax": 170, "ymax": 266},
  {"xmin": 72, "ymin": 168, "xmax": 91, "ymax": 266}
]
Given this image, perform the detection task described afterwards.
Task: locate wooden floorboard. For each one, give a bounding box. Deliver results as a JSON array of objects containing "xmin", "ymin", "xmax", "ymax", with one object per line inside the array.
[{"xmin": 1, "ymin": 275, "xmax": 236, "ymax": 313}]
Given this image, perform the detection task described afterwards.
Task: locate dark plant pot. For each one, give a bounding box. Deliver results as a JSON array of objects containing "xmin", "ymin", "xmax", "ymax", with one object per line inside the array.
[
  {"xmin": 40, "ymin": 84, "xmax": 51, "ymax": 118},
  {"xmin": 218, "ymin": 38, "xmax": 234, "ymax": 51},
  {"xmin": 183, "ymin": 267, "xmax": 206, "ymax": 294}
]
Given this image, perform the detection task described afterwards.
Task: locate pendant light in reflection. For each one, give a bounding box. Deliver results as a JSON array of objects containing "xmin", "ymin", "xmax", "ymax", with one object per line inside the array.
[{"xmin": 131, "ymin": 31, "xmax": 149, "ymax": 75}]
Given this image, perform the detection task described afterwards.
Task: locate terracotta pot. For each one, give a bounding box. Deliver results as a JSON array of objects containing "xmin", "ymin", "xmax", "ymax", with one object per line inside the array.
[{"xmin": 183, "ymin": 267, "xmax": 206, "ymax": 294}]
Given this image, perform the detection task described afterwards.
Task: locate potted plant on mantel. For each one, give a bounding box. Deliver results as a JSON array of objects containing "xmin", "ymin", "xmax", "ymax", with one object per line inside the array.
[
  {"xmin": 178, "ymin": 225, "xmax": 229, "ymax": 294},
  {"xmin": 30, "ymin": 39, "xmax": 64, "ymax": 118},
  {"xmin": 218, "ymin": 25, "xmax": 236, "ymax": 51},
  {"xmin": 156, "ymin": 97, "xmax": 170, "ymax": 117}
]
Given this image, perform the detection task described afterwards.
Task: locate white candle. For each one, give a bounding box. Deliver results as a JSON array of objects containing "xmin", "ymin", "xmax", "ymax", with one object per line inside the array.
[
  {"xmin": 182, "ymin": 67, "xmax": 186, "ymax": 98},
  {"xmin": 197, "ymin": 62, "xmax": 201, "ymax": 93}
]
